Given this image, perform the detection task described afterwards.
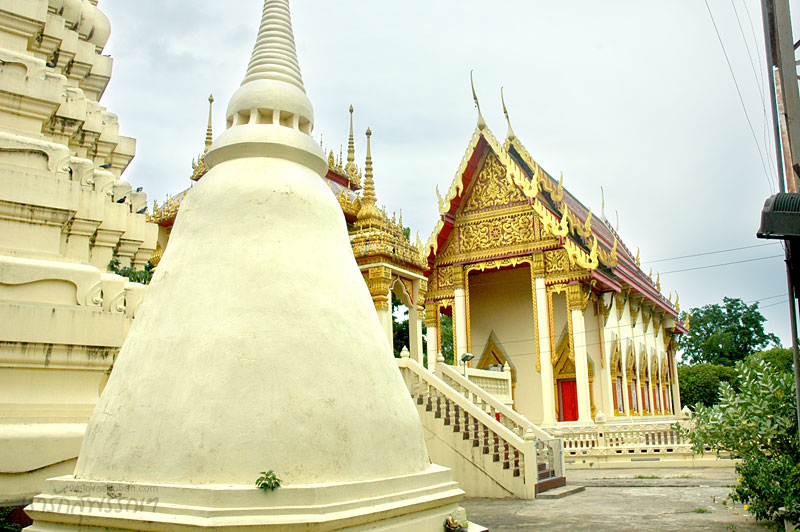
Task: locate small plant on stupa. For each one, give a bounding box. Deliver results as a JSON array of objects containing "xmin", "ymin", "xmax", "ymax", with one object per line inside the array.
[{"xmin": 255, "ymin": 470, "xmax": 281, "ymax": 492}]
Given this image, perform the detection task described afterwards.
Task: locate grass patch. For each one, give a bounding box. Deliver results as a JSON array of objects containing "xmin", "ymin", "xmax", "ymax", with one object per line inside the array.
[
  {"xmin": 693, "ymin": 508, "xmax": 712, "ymax": 514},
  {"xmin": 635, "ymin": 475, "xmax": 662, "ymax": 479}
]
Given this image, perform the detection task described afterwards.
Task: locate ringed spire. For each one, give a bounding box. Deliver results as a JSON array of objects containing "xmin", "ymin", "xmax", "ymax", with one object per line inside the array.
[{"xmin": 243, "ymin": 0, "xmax": 305, "ymax": 92}]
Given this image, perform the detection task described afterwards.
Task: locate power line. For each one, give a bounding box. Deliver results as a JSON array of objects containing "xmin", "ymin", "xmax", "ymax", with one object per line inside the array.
[
  {"xmin": 761, "ymin": 299, "xmax": 789, "ymax": 310},
  {"xmin": 748, "ymin": 293, "xmax": 788, "ymax": 304},
  {"xmin": 704, "ymin": 0, "xmax": 776, "ymax": 193},
  {"xmin": 660, "ymin": 254, "xmax": 783, "ymax": 275},
  {"xmin": 730, "ymin": 0, "xmax": 766, "ymax": 108},
  {"xmin": 643, "ymin": 242, "xmax": 780, "ymax": 264}
]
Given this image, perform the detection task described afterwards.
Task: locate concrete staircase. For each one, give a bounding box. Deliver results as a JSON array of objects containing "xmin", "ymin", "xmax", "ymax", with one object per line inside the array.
[{"xmin": 398, "ymin": 357, "xmax": 566, "ymax": 498}]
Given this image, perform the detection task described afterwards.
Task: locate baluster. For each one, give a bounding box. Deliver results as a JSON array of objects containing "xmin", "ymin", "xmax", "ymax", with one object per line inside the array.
[
  {"xmin": 473, "ymin": 417, "xmax": 480, "ymax": 447},
  {"xmin": 493, "ymin": 434, "xmax": 500, "ymax": 462},
  {"xmin": 425, "ymin": 390, "xmax": 433, "ymax": 412},
  {"xmin": 482, "ymin": 425, "xmax": 490, "ymax": 454},
  {"xmin": 444, "ymin": 398, "xmax": 451, "ymax": 426},
  {"xmin": 503, "ymin": 441, "xmax": 510, "ymax": 469},
  {"xmin": 513, "ymin": 449, "xmax": 521, "ymax": 477},
  {"xmin": 453, "ymin": 404, "xmax": 461, "ymax": 432},
  {"xmin": 463, "ymin": 412, "xmax": 471, "ymax": 441},
  {"xmin": 434, "ymin": 396, "xmax": 442, "ymax": 419}
]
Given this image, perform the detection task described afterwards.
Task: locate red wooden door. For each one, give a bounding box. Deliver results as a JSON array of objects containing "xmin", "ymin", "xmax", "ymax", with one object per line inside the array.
[{"xmin": 558, "ymin": 380, "xmax": 578, "ymax": 422}]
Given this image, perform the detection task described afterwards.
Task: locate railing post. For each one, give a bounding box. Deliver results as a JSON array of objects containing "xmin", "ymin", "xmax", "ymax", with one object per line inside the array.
[
  {"xmin": 523, "ymin": 428, "xmax": 538, "ymax": 498},
  {"xmin": 595, "ymin": 411, "xmax": 607, "ymax": 448}
]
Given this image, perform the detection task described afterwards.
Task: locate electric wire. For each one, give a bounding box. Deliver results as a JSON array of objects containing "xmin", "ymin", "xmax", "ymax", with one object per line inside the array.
[
  {"xmin": 643, "ymin": 242, "xmax": 780, "ymax": 264},
  {"xmin": 660, "ymin": 254, "xmax": 783, "ymax": 275},
  {"xmin": 730, "ymin": 0, "xmax": 766, "ymax": 107},
  {"xmin": 761, "ymin": 299, "xmax": 789, "ymax": 310},
  {"xmin": 704, "ymin": 0, "xmax": 777, "ymax": 193}
]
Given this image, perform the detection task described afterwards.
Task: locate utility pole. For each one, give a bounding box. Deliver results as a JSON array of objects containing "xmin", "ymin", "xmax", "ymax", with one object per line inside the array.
[{"xmin": 760, "ymin": 0, "xmax": 800, "ymax": 440}]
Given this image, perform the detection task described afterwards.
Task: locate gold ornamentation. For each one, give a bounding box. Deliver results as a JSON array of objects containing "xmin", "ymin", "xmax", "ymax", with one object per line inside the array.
[
  {"xmin": 461, "ymin": 152, "xmax": 526, "ymax": 214},
  {"xmin": 531, "ymin": 252, "xmax": 546, "ymax": 276},
  {"xmin": 530, "ymin": 264, "xmax": 541, "ymax": 372},
  {"xmin": 566, "ymin": 283, "xmax": 591, "ymax": 313},
  {"xmin": 464, "ymin": 256, "xmax": 533, "ymax": 274},
  {"xmin": 598, "ymin": 293, "xmax": 613, "ymax": 326},
  {"xmin": 459, "ymin": 212, "xmax": 536, "ymax": 254},
  {"xmin": 614, "ymin": 291, "xmax": 627, "ymax": 321},
  {"xmin": 629, "ymin": 298, "xmax": 641, "ymax": 327},
  {"xmin": 598, "ymin": 237, "xmax": 619, "ymax": 268}
]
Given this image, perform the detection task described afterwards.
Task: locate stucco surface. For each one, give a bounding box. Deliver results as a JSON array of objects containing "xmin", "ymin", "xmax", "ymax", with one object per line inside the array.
[{"xmin": 75, "ymin": 155, "xmax": 432, "ymax": 485}]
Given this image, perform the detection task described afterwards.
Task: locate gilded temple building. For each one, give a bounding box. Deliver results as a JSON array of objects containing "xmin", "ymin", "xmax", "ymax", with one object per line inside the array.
[{"xmin": 423, "ymin": 92, "xmax": 686, "ymax": 430}]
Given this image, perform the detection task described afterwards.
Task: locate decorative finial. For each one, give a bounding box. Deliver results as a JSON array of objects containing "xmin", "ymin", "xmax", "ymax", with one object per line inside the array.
[
  {"xmin": 470, "ymin": 70, "xmax": 486, "ymax": 131},
  {"xmin": 615, "ymin": 210, "xmax": 619, "ymax": 231},
  {"xmin": 636, "ymin": 247, "xmax": 641, "ymax": 267},
  {"xmin": 205, "ymin": 94, "xmax": 214, "ymax": 152},
  {"xmin": 344, "ymin": 105, "xmax": 360, "ymax": 185},
  {"xmin": 357, "ymin": 127, "xmax": 380, "ymax": 221},
  {"xmin": 347, "ymin": 105, "xmax": 355, "ymax": 167},
  {"xmin": 601, "ymin": 186, "xmax": 606, "ymax": 222},
  {"xmin": 656, "ymin": 273, "xmax": 661, "ymax": 291},
  {"xmin": 501, "ymin": 87, "xmax": 515, "ymax": 141}
]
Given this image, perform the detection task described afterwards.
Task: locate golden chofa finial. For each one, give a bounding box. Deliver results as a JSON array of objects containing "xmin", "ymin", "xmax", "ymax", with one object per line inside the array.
[
  {"xmin": 601, "ymin": 186, "xmax": 607, "ymax": 222},
  {"xmin": 205, "ymin": 94, "xmax": 214, "ymax": 152},
  {"xmin": 635, "ymin": 247, "xmax": 641, "ymax": 267},
  {"xmin": 501, "ymin": 87, "xmax": 515, "ymax": 141},
  {"xmin": 470, "ymin": 70, "xmax": 487, "ymax": 131}
]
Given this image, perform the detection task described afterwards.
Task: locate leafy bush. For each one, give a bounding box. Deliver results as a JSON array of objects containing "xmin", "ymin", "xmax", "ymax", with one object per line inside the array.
[
  {"xmin": 680, "ymin": 359, "xmax": 799, "ymax": 524},
  {"xmin": 108, "ymin": 259, "xmax": 153, "ymax": 285},
  {"xmin": 677, "ymin": 363, "xmax": 738, "ymax": 408},
  {"xmin": 0, "ymin": 507, "xmax": 23, "ymax": 532},
  {"xmin": 748, "ymin": 347, "xmax": 795, "ymax": 375},
  {"xmin": 255, "ymin": 470, "xmax": 281, "ymax": 492}
]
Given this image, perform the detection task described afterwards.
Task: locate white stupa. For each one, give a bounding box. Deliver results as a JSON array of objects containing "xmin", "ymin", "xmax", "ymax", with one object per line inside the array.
[{"xmin": 24, "ymin": 1, "xmax": 463, "ymax": 529}]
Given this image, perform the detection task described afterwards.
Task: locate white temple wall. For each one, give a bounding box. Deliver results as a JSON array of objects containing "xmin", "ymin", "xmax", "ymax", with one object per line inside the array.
[
  {"xmin": 582, "ymin": 302, "xmax": 605, "ymax": 417},
  {"xmin": 0, "ymin": 0, "xmax": 157, "ymax": 506},
  {"xmin": 468, "ymin": 267, "xmax": 543, "ymax": 424}
]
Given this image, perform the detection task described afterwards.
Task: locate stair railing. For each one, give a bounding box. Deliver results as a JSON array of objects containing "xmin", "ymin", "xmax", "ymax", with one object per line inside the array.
[{"xmin": 398, "ymin": 357, "xmax": 539, "ymax": 498}]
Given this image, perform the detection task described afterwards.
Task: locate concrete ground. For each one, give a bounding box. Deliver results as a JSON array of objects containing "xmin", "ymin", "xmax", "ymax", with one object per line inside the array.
[{"xmin": 462, "ymin": 468, "xmax": 774, "ymax": 532}]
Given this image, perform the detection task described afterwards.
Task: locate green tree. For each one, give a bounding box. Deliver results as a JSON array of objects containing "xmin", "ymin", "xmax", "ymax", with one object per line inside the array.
[
  {"xmin": 677, "ymin": 363, "xmax": 738, "ymax": 408},
  {"xmin": 679, "ymin": 297, "xmax": 779, "ymax": 366},
  {"xmin": 680, "ymin": 359, "xmax": 799, "ymax": 524},
  {"xmin": 391, "ymin": 292, "xmax": 409, "ymax": 358},
  {"xmin": 439, "ymin": 314, "xmax": 454, "ymax": 365},
  {"xmin": 391, "ymin": 292, "xmax": 426, "ymax": 359},
  {"xmin": 748, "ymin": 347, "xmax": 794, "ymax": 374}
]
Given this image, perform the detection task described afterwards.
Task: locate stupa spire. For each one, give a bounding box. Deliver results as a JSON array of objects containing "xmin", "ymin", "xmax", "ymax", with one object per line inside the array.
[
  {"xmin": 206, "ymin": 0, "xmax": 325, "ymax": 176},
  {"xmin": 243, "ymin": 0, "xmax": 305, "ymax": 91},
  {"xmin": 357, "ymin": 127, "xmax": 381, "ymax": 221},
  {"xmin": 204, "ymin": 94, "xmax": 214, "ymax": 152}
]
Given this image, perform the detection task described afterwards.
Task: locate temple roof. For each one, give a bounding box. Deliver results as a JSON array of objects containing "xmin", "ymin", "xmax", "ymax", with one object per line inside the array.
[{"xmin": 426, "ymin": 124, "xmax": 683, "ymax": 323}]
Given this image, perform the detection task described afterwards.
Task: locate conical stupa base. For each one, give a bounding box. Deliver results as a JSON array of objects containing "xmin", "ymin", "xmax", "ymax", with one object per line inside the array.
[{"xmin": 25, "ymin": 466, "xmax": 461, "ymax": 531}]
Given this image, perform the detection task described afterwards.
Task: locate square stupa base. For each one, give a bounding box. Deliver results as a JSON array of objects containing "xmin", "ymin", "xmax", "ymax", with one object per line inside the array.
[{"xmin": 25, "ymin": 465, "xmax": 464, "ymax": 531}]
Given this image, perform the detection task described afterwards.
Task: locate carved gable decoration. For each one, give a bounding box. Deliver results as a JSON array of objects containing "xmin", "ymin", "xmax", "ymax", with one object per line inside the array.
[{"xmin": 460, "ymin": 151, "xmax": 526, "ymax": 215}]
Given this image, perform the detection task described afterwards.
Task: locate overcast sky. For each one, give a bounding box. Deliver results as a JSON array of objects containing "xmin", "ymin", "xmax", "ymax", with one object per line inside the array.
[{"xmin": 100, "ymin": 1, "xmax": 800, "ymax": 351}]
